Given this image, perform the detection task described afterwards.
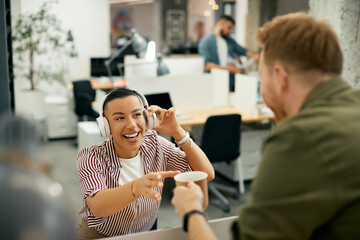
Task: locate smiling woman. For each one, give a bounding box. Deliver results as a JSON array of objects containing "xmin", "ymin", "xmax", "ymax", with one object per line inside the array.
[{"xmin": 76, "ymin": 87, "xmax": 214, "ymax": 239}]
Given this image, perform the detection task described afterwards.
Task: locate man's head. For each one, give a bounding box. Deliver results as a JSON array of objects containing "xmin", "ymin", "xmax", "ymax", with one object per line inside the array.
[
  {"xmin": 256, "ymin": 12, "xmax": 343, "ymax": 120},
  {"xmin": 257, "ymin": 12, "xmax": 343, "ymax": 75},
  {"xmin": 216, "ymin": 15, "xmax": 235, "ymax": 37},
  {"xmin": 102, "ymin": 88, "xmax": 147, "ymax": 158}
]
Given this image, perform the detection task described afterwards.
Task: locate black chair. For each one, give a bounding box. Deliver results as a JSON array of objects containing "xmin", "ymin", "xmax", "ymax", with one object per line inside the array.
[
  {"xmin": 200, "ymin": 114, "xmax": 242, "ymax": 212},
  {"xmin": 72, "ymin": 80, "xmax": 99, "ymax": 121}
]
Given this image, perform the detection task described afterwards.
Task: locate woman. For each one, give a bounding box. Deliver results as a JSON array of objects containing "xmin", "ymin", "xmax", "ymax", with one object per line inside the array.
[{"xmin": 76, "ymin": 88, "xmax": 214, "ymax": 239}]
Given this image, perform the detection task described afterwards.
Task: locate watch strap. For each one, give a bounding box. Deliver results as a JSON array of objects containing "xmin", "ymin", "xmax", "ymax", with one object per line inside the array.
[{"xmin": 183, "ymin": 210, "xmax": 206, "ymax": 232}]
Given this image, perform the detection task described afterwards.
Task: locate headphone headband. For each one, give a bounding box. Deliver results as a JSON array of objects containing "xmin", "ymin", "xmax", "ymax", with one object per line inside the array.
[
  {"xmin": 98, "ymin": 89, "xmax": 148, "ymax": 116},
  {"xmin": 98, "ymin": 93, "xmax": 109, "ymax": 117},
  {"xmin": 132, "ymin": 90, "xmax": 149, "ymax": 110}
]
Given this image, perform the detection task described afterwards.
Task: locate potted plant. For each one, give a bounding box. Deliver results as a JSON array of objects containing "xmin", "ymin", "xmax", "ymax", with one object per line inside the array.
[{"xmin": 12, "ymin": 0, "xmax": 67, "ymax": 120}]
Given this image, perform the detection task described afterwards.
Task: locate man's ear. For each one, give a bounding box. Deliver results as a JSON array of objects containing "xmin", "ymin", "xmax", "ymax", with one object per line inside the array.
[{"xmin": 273, "ymin": 63, "xmax": 289, "ymax": 95}]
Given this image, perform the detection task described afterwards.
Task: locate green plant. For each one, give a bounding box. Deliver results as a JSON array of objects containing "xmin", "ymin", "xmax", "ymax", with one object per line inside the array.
[{"xmin": 12, "ymin": 0, "xmax": 66, "ymax": 91}]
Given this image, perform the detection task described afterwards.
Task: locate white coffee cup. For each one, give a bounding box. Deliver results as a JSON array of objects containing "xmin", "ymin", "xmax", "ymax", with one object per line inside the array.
[{"xmin": 174, "ymin": 171, "xmax": 208, "ymax": 210}]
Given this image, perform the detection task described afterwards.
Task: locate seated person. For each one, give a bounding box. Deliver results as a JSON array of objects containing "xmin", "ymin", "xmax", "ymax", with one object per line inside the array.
[
  {"xmin": 172, "ymin": 12, "xmax": 360, "ymax": 240},
  {"xmin": 76, "ymin": 87, "xmax": 214, "ymax": 239}
]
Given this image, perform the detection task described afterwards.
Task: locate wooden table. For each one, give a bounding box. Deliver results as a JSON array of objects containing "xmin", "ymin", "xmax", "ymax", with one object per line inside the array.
[
  {"xmin": 178, "ymin": 105, "xmax": 274, "ymax": 129},
  {"xmin": 178, "ymin": 105, "xmax": 274, "ymax": 193},
  {"xmin": 90, "ymin": 78, "xmax": 128, "ymax": 90}
]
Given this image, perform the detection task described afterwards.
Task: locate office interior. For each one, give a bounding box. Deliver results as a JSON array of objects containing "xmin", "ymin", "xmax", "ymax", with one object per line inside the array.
[{"xmin": 1, "ymin": 0, "xmax": 359, "ymax": 239}]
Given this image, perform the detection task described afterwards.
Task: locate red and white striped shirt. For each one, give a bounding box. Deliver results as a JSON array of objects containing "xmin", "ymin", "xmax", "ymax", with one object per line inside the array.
[{"xmin": 76, "ymin": 130, "xmax": 191, "ymax": 237}]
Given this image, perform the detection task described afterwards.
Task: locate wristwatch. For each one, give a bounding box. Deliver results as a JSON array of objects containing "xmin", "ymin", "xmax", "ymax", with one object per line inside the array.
[{"xmin": 183, "ymin": 210, "xmax": 206, "ymax": 232}]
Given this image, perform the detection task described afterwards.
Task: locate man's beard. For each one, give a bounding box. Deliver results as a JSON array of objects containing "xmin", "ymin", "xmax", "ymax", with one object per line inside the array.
[{"xmin": 220, "ymin": 30, "xmax": 227, "ymax": 38}]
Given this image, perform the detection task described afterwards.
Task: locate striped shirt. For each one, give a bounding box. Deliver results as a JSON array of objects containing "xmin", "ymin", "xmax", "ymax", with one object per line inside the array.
[{"xmin": 76, "ymin": 130, "xmax": 191, "ymax": 237}]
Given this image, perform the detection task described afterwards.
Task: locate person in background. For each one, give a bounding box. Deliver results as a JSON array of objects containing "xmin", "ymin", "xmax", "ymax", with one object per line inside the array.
[
  {"xmin": 172, "ymin": 12, "xmax": 360, "ymax": 239},
  {"xmin": 0, "ymin": 114, "xmax": 76, "ymax": 240},
  {"xmin": 194, "ymin": 21, "xmax": 205, "ymax": 43},
  {"xmin": 77, "ymin": 88, "xmax": 214, "ymax": 239},
  {"xmin": 198, "ymin": 14, "xmax": 259, "ymax": 74}
]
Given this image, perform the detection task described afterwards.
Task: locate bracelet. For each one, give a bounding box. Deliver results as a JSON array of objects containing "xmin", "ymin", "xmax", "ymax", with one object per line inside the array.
[
  {"xmin": 176, "ymin": 131, "xmax": 189, "ymax": 145},
  {"xmin": 130, "ymin": 180, "xmax": 138, "ymax": 198},
  {"xmin": 183, "ymin": 210, "xmax": 206, "ymax": 232},
  {"xmin": 179, "ymin": 137, "xmax": 193, "ymax": 149}
]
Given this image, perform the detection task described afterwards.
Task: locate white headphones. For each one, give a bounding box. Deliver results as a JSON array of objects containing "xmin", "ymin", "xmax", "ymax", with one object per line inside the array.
[{"xmin": 96, "ymin": 89, "xmax": 158, "ymax": 137}]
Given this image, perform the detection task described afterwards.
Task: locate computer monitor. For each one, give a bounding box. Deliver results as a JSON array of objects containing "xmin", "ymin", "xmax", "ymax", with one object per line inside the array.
[
  {"xmin": 90, "ymin": 42, "xmax": 138, "ymax": 77},
  {"xmin": 90, "ymin": 57, "xmax": 122, "ymax": 77},
  {"xmin": 144, "ymin": 92, "xmax": 173, "ymax": 110}
]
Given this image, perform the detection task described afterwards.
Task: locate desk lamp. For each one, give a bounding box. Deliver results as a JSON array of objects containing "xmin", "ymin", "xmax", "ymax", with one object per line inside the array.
[
  {"xmin": 156, "ymin": 54, "xmax": 170, "ymax": 76},
  {"xmin": 105, "ymin": 28, "xmax": 148, "ymax": 83}
]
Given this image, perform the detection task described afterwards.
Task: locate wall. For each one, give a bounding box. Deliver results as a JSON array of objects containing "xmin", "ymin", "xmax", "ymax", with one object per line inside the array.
[
  {"xmin": 187, "ymin": 0, "xmax": 215, "ymax": 43},
  {"xmin": 110, "ymin": 2, "xmax": 154, "ymax": 46},
  {"xmin": 310, "ymin": 0, "xmax": 360, "ymax": 88},
  {"xmin": 235, "ymin": 0, "xmax": 248, "ymax": 46},
  {"xmin": 247, "ymin": 0, "xmax": 310, "ymax": 54},
  {"xmin": 16, "ymin": 0, "xmax": 110, "ymax": 58},
  {"xmin": 276, "ymin": 0, "xmax": 309, "ymax": 16},
  {"xmin": 11, "ymin": 0, "xmax": 110, "ymax": 96}
]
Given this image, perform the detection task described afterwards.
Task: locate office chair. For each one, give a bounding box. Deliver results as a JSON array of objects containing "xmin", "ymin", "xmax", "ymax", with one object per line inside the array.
[
  {"xmin": 72, "ymin": 80, "xmax": 99, "ymax": 121},
  {"xmin": 200, "ymin": 114, "xmax": 242, "ymax": 212}
]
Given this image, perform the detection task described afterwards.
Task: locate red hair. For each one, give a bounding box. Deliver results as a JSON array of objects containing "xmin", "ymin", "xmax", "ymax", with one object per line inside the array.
[{"xmin": 257, "ymin": 12, "xmax": 343, "ymax": 74}]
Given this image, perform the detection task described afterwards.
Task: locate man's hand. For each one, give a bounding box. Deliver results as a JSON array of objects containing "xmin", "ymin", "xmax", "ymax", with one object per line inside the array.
[
  {"xmin": 171, "ymin": 181, "xmax": 203, "ymax": 218},
  {"xmin": 247, "ymin": 50, "xmax": 260, "ymax": 63},
  {"xmin": 133, "ymin": 171, "xmax": 180, "ymax": 201},
  {"xmin": 227, "ymin": 64, "xmax": 241, "ymax": 74}
]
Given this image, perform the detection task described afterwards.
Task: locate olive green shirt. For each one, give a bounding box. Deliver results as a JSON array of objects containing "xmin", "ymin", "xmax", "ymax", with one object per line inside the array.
[{"xmin": 233, "ymin": 76, "xmax": 360, "ymax": 239}]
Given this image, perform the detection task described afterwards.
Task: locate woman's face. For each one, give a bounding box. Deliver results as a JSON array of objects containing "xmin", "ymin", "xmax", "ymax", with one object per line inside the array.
[{"xmin": 104, "ymin": 95, "xmax": 146, "ymax": 158}]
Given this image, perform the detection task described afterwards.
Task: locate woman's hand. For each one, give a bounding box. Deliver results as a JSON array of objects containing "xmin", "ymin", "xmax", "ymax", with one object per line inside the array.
[
  {"xmin": 132, "ymin": 171, "xmax": 180, "ymax": 201},
  {"xmin": 147, "ymin": 105, "xmax": 185, "ymax": 139}
]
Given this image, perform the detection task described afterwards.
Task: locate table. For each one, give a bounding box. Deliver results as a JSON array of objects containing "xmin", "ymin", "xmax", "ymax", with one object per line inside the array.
[
  {"xmin": 105, "ymin": 216, "xmax": 238, "ymax": 240},
  {"xmin": 178, "ymin": 105, "xmax": 274, "ymax": 129},
  {"xmin": 69, "ymin": 78, "xmax": 128, "ymax": 91},
  {"xmin": 77, "ymin": 121, "xmax": 108, "ymax": 152},
  {"xmin": 177, "ymin": 105, "xmax": 274, "ymax": 193},
  {"xmin": 90, "ymin": 78, "xmax": 128, "ymax": 90}
]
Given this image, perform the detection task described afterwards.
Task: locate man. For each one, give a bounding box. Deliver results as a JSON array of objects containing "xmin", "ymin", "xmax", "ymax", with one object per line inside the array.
[
  {"xmin": 172, "ymin": 12, "xmax": 360, "ymax": 239},
  {"xmin": 198, "ymin": 14, "xmax": 259, "ymax": 74}
]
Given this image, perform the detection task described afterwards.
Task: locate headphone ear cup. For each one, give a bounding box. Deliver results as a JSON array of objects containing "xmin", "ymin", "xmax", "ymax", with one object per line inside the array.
[
  {"xmin": 103, "ymin": 118, "xmax": 110, "ymax": 137},
  {"xmin": 143, "ymin": 110, "xmax": 149, "ymax": 129},
  {"xmin": 144, "ymin": 110, "xmax": 158, "ymax": 130},
  {"xmin": 96, "ymin": 116, "xmax": 111, "ymax": 137}
]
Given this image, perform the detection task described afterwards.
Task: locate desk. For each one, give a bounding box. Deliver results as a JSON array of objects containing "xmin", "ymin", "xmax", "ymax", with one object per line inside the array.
[
  {"xmin": 105, "ymin": 216, "xmax": 238, "ymax": 240},
  {"xmin": 178, "ymin": 105, "xmax": 274, "ymax": 193},
  {"xmin": 90, "ymin": 78, "xmax": 128, "ymax": 90},
  {"xmin": 179, "ymin": 105, "xmax": 274, "ymax": 129},
  {"xmin": 77, "ymin": 122, "xmax": 108, "ymax": 151},
  {"xmin": 69, "ymin": 79, "xmax": 128, "ymax": 91}
]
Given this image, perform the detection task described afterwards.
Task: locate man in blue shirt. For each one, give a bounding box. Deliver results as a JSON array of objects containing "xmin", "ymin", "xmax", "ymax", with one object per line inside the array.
[{"xmin": 198, "ymin": 15, "xmax": 259, "ymax": 74}]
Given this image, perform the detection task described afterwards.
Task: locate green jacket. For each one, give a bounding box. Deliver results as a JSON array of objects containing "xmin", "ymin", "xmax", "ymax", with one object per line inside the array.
[{"xmin": 233, "ymin": 76, "xmax": 360, "ymax": 239}]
